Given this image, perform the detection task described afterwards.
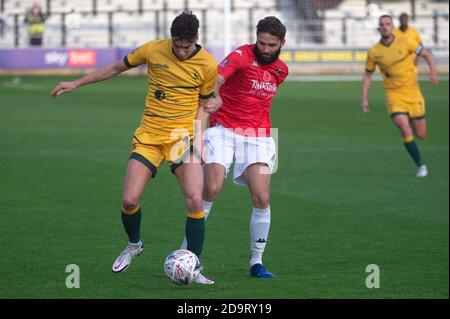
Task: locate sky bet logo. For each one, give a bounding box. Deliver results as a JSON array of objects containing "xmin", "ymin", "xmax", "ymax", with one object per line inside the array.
[
  {"xmin": 45, "ymin": 51, "xmax": 68, "ymax": 66},
  {"xmin": 68, "ymin": 50, "xmax": 96, "ymax": 67},
  {"xmin": 44, "ymin": 50, "xmax": 97, "ymax": 67}
]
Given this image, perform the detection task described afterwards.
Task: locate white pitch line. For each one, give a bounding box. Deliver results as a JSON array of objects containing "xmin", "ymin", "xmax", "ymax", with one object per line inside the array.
[{"xmin": 3, "ymin": 80, "xmax": 45, "ymax": 91}]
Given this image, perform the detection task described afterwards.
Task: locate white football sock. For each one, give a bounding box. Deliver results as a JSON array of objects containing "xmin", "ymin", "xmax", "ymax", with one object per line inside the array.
[
  {"xmin": 250, "ymin": 206, "xmax": 271, "ymax": 267},
  {"xmin": 203, "ymin": 200, "xmax": 213, "ymax": 216},
  {"xmin": 180, "ymin": 200, "xmax": 213, "ymax": 250}
]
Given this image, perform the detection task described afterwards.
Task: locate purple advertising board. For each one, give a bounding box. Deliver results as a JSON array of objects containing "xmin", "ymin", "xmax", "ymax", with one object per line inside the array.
[
  {"xmin": 0, "ymin": 47, "xmax": 225, "ymax": 70},
  {"xmin": 0, "ymin": 48, "xmax": 134, "ymax": 69}
]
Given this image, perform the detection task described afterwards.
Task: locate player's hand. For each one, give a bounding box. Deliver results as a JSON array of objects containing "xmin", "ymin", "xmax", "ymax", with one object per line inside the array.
[
  {"xmin": 361, "ymin": 100, "xmax": 370, "ymax": 113},
  {"xmin": 192, "ymin": 137, "xmax": 206, "ymax": 164},
  {"xmin": 429, "ymin": 73, "xmax": 439, "ymax": 85},
  {"xmin": 50, "ymin": 81, "xmax": 77, "ymax": 98},
  {"xmin": 204, "ymin": 96, "xmax": 222, "ymax": 114}
]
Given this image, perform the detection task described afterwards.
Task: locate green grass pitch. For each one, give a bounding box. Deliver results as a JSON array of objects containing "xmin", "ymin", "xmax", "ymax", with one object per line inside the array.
[{"xmin": 0, "ymin": 75, "xmax": 448, "ymax": 298}]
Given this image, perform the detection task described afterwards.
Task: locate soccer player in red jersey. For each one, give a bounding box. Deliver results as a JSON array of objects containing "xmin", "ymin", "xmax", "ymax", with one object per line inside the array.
[{"xmin": 182, "ymin": 16, "xmax": 289, "ymax": 278}]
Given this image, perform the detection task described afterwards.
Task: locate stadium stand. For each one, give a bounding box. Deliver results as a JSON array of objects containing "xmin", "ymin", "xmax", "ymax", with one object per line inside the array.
[
  {"xmin": 0, "ymin": 0, "xmax": 447, "ymax": 78},
  {"xmin": 0, "ymin": 0, "xmax": 448, "ymax": 49}
]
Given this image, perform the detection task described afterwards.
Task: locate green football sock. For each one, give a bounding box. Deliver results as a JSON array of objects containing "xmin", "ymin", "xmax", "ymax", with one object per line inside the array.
[
  {"xmin": 185, "ymin": 217, "xmax": 205, "ymax": 257},
  {"xmin": 404, "ymin": 140, "xmax": 424, "ymax": 167},
  {"xmin": 121, "ymin": 209, "xmax": 142, "ymax": 244}
]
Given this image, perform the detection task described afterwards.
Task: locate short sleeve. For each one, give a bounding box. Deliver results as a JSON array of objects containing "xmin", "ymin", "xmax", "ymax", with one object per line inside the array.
[
  {"xmin": 218, "ymin": 48, "xmax": 247, "ymax": 80},
  {"xmin": 413, "ymin": 28, "xmax": 422, "ymax": 45},
  {"xmin": 365, "ymin": 49, "xmax": 376, "ymax": 73},
  {"xmin": 200, "ymin": 64, "xmax": 218, "ymax": 99},
  {"xmin": 124, "ymin": 42, "xmax": 151, "ymax": 67}
]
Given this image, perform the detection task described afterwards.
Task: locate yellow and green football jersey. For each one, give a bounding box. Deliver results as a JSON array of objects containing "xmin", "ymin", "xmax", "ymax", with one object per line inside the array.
[
  {"xmin": 365, "ymin": 36, "xmax": 422, "ymax": 90},
  {"xmin": 124, "ymin": 39, "xmax": 217, "ymax": 138},
  {"xmin": 393, "ymin": 26, "xmax": 422, "ymax": 45},
  {"xmin": 393, "ymin": 27, "xmax": 422, "ymax": 75},
  {"xmin": 366, "ymin": 36, "xmax": 426, "ymax": 118}
]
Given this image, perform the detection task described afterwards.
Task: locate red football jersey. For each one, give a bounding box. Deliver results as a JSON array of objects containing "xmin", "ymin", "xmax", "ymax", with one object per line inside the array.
[{"xmin": 210, "ymin": 44, "xmax": 289, "ymax": 136}]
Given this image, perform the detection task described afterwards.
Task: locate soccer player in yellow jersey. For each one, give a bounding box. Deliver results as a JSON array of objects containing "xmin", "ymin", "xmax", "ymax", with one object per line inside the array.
[
  {"xmin": 393, "ymin": 13, "xmax": 422, "ymax": 67},
  {"xmin": 394, "ymin": 13, "xmax": 422, "ymax": 45},
  {"xmin": 50, "ymin": 12, "xmax": 218, "ymax": 284},
  {"xmin": 361, "ymin": 15, "xmax": 438, "ymax": 177}
]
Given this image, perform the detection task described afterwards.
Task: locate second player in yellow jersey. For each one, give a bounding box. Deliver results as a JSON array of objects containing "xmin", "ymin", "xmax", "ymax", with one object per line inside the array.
[
  {"xmin": 361, "ymin": 15, "xmax": 438, "ymax": 178},
  {"xmin": 393, "ymin": 13, "xmax": 422, "ymax": 45},
  {"xmin": 365, "ymin": 35, "xmax": 424, "ymax": 117},
  {"xmin": 393, "ymin": 12, "xmax": 423, "ymax": 72}
]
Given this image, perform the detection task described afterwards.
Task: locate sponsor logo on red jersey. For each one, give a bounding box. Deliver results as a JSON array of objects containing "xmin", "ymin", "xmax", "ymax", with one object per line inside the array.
[{"xmin": 250, "ymin": 80, "xmax": 277, "ymax": 92}]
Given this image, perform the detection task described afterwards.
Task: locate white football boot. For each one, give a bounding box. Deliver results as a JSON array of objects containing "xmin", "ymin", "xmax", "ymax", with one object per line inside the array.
[
  {"xmin": 191, "ymin": 262, "xmax": 214, "ymax": 285},
  {"xmin": 193, "ymin": 272, "xmax": 215, "ymax": 285},
  {"xmin": 416, "ymin": 165, "xmax": 428, "ymax": 177},
  {"xmin": 112, "ymin": 241, "xmax": 144, "ymax": 273}
]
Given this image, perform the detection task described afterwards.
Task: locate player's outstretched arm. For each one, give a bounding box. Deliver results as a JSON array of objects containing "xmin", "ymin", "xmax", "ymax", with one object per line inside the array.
[
  {"xmin": 420, "ymin": 49, "xmax": 439, "ymax": 85},
  {"xmin": 361, "ymin": 72, "xmax": 373, "ymax": 113},
  {"xmin": 50, "ymin": 59, "xmax": 130, "ymax": 97}
]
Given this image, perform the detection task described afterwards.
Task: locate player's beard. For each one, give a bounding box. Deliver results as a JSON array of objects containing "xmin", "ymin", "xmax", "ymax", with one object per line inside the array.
[{"xmin": 253, "ymin": 45, "xmax": 281, "ymax": 65}]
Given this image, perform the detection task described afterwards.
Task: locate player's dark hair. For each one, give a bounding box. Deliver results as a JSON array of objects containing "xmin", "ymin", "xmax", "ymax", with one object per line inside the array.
[
  {"xmin": 379, "ymin": 14, "xmax": 393, "ymax": 22},
  {"xmin": 170, "ymin": 11, "xmax": 199, "ymax": 42},
  {"xmin": 256, "ymin": 16, "xmax": 286, "ymax": 40},
  {"xmin": 399, "ymin": 12, "xmax": 409, "ymax": 19}
]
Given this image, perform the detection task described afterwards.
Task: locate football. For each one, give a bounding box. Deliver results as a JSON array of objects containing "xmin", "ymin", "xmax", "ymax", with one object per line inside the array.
[{"xmin": 163, "ymin": 249, "xmax": 201, "ymax": 285}]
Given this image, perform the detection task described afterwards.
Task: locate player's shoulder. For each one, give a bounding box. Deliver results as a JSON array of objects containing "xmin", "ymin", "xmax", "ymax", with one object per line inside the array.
[
  {"xmin": 368, "ymin": 42, "xmax": 381, "ymax": 54},
  {"xmin": 229, "ymin": 44, "xmax": 254, "ymax": 59},
  {"xmin": 409, "ymin": 26, "xmax": 420, "ymax": 33},
  {"xmin": 133, "ymin": 39, "xmax": 168, "ymax": 54},
  {"xmin": 142, "ymin": 39, "xmax": 169, "ymax": 48},
  {"xmin": 192, "ymin": 46, "xmax": 217, "ymax": 73},
  {"xmin": 274, "ymin": 58, "xmax": 288, "ymax": 72},
  {"xmin": 267, "ymin": 58, "xmax": 288, "ymax": 80},
  {"xmin": 197, "ymin": 45, "xmax": 218, "ymax": 64},
  {"xmin": 272, "ymin": 61, "xmax": 289, "ymax": 82},
  {"xmin": 409, "ymin": 26, "xmax": 422, "ymax": 40},
  {"xmin": 240, "ymin": 44, "xmax": 254, "ymax": 54}
]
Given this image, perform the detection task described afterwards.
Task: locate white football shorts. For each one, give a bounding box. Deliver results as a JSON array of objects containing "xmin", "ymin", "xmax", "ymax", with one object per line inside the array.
[{"xmin": 204, "ymin": 124, "xmax": 277, "ymax": 186}]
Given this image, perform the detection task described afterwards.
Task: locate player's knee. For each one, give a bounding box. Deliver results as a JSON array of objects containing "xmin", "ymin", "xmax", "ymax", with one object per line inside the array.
[
  {"xmin": 416, "ymin": 132, "xmax": 426, "ymax": 140},
  {"xmin": 203, "ymin": 183, "xmax": 222, "ymax": 201},
  {"xmin": 122, "ymin": 197, "xmax": 140, "ymax": 212},
  {"xmin": 252, "ymin": 192, "xmax": 270, "ymax": 209},
  {"xmin": 185, "ymin": 194, "xmax": 204, "ymax": 212}
]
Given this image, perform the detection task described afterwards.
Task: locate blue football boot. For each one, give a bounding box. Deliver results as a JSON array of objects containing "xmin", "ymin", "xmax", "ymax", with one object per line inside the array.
[{"xmin": 250, "ymin": 263, "xmax": 276, "ymax": 278}]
